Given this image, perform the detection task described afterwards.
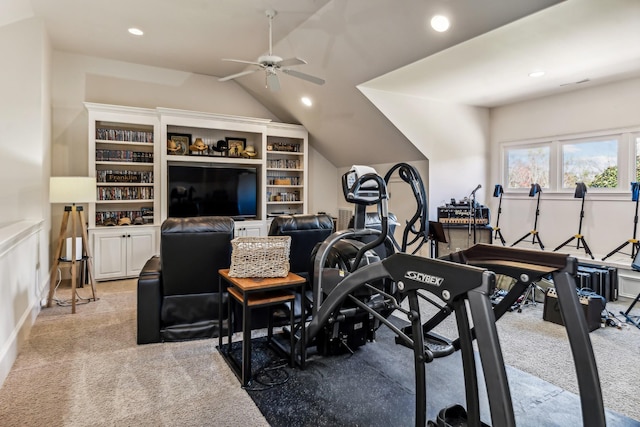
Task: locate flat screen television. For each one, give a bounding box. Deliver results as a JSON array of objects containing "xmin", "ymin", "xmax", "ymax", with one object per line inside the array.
[{"xmin": 168, "ymin": 163, "xmax": 258, "ymax": 219}]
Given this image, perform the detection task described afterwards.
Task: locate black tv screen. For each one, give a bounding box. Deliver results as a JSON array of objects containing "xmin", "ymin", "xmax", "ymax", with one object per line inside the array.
[{"xmin": 168, "ymin": 164, "xmax": 258, "ymax": 219}]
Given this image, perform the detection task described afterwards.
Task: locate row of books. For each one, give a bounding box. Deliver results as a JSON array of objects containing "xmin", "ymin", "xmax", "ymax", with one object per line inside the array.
[
  {"xmin": 95, "ymin": 211, "xmax": 153, "ymax": 226},
  {"xmin": 97, "ymin": 187, "xmax": 154, "ymax": 201},
  {"xmin": 96, "ymin": 128, "xmax": 153, "ymax": 143},
  {"xmin": 96, "ymin": 149, "xmax": 153, "ymax": 163},
  {"xmin": 267, "ymin": 191, "xmax": 300, "ymax": 202},
  {"xmin": 269, "ymin": 142, "xmax": 300, "ymax": 152},
  {"xmin": 267, "ymin": 158, "xmax": 302, "ymax": 169},
  {"xmin": 267, "ymin": 175, "xmax": 301, "ymax": 185},
  {"xmin": 97, "ymin": 170, "xmax": 153, "ymax": 183}
]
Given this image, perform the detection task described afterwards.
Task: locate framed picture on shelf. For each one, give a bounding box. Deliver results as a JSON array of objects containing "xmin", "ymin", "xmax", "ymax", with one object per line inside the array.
[
  {"xmin": 226, "ymin": 137, "xmax": 246, "ymax": 158},
  {"xmin": 167, "ymin": 133, "xmax": 191, "ymax": 156}
]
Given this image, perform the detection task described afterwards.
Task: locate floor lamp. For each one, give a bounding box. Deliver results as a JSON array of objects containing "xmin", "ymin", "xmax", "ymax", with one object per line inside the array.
[
  {"xmin": 492, "ymin": 184, "xmax": 506, "ymax": 246},
  {"xmin": 510, "ymin": 183, "xmax": 544, "ymax": 250},
  {"xmin": 47, "ymin": 177, "xmax": 98, "ymax": 313},
  {"xmin": 553, "ymin": 182, "xmax": 594, "ymax": 259},
  {"xmin": 602, "ymin": 182, "xmax": 640, "ymax": 261}
]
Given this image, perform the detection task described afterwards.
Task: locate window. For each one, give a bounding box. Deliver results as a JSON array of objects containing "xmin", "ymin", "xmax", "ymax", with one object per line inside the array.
[
  {"xmin": 505, "ymin": 145, "xmax": 550, "ymax": 189},
  {"xmin": 501, "ymin": 129, "xmax": 639, "ymax": 193},
  {"xmin": 561, "ymin": 138, "xmax": 618, "ymax": 189}
]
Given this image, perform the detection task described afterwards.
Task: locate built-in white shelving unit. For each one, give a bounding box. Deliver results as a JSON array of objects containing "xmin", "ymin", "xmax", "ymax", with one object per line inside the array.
[{"xmin": 84, "ymin": 103, "xmax": 309, "ymax": 279}]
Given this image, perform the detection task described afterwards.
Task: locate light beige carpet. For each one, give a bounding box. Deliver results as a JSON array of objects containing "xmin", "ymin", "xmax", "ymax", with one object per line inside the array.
[{"xmin": 0, "ymin": 279, "xmax": 269, "ymax": 427}]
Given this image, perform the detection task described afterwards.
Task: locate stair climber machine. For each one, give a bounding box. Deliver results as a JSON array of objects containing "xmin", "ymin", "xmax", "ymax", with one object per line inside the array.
[
  {"xmin": 302, "ymin": 165, "xmax": 606, "ymax": 427},
  {"xmin": 309, "ymin": 165, "xmax": 398, "ymax": 355},
  {"xmin": 303, "ymin": 166, "xmax": 512, "ymax": 426},
  {"xmin": 309, "ymin": 163, "xmax": 432, "ymax": 356}
]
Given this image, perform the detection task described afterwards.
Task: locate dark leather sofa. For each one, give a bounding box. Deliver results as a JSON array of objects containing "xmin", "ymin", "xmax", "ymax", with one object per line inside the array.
[{"xmin": 137, "ymin": 216, "xmax": 234, "ymax": 344}]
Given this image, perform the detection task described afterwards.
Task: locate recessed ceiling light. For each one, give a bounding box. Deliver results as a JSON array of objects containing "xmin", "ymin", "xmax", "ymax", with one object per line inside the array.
[
  {"xmin": 529, "ymin": 70, "xmax": 545, "ymax": 78},
  {"xmin": 128, "ymin": 28, "xmax": 144, "ymax": 36},
  {"xmin": 301, "ymin": 97, "xmax": 312, "ymax": 107},
  {"xmin": 430, "ymin": 15, "xmax": 450, "ymax": 32}
]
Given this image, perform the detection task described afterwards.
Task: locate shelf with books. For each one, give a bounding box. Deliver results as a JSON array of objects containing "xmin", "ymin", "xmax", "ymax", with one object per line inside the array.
[
  {"xmin": 87, "ymin": 103, "xmax": 160, "ymax": 230},
  {"xmin": 265, "ymin": 129, "xmax": 307, "ymax": 217}
]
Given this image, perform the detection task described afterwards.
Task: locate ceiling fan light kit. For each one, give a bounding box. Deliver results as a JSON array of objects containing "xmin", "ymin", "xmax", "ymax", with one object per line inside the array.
[{"xmin": 219, "ymin": 9, "xmax": 325, "ymax": 91}]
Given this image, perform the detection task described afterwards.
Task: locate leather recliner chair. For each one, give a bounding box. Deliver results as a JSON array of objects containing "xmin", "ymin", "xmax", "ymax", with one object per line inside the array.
[
  {"xmin": 268, "ymin": 213, "xmax": 334, "ymax": 279},
  {"xmin": 268, "ymin": 213, "xmax": 334, "ymax": 318},
  {"xmin": 137, "ymin": 216, "xmax": 234, "ymax": 344}
]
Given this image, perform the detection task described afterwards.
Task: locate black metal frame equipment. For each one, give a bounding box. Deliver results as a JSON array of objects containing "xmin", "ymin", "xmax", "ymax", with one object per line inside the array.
[
  {"xmin": 602, "ymin": 182, "xmax": 640, "ymax": 261},
  {"xmin": 554, "ymin": 182, "xmax": 594, "ymax": 259},
  {"xmin": 511, "ymin": 183, "xmax": 544, "ymax": 250}
]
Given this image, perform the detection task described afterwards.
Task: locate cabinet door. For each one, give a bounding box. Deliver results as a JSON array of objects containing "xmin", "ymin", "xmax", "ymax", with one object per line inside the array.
[
  {"xmin": 93, "ymin": 233, "xmax": 127, "ymax": 280},
  {"xmin": 126, "ymin": 230, "xmax": 157, "ymax": 276},
  {"xmin": 236, "ymin": 222, "xmax": 264, "ymax": 237}
]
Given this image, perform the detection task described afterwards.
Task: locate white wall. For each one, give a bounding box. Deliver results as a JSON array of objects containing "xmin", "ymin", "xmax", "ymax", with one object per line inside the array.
[
  {"xmin": 0, "ymin": 16, "xmax": 50, "ymax": 387},
  {"xmin": 490, "ymin": 77, "xmax": 640, "ymax": 284},
  {"xmin": 358, "ymin": 87, "xmax": 489, "ymax": 220},
  {"xmin": 308, "ymin": 144, "xmax": 339, "ymax": 216}
]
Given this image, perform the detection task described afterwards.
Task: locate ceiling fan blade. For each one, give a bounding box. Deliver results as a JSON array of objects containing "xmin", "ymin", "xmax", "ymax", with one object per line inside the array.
[
  {"xmin": 266, "ymin": 72, "xmax": 280, "ymax": 92},
  {"xmin": 277, "ymin": 57, "xmax": 307, "ymax": 67},
  {"xmin": 222, "ymin": 58, "xmax": 263, "ymax": 66},
  {"xmin": 281, "ymin": 68, "xmax": 326, "ymax": 86},
  {"xmin": 218, "ymin": 69, "xmax": 260, "ymax": 82}
]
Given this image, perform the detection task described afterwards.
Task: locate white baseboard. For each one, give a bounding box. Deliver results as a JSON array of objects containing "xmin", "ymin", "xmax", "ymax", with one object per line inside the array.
[{"xmin": 0, "ymin": 293, "xmax": 41, "ymax": 387}]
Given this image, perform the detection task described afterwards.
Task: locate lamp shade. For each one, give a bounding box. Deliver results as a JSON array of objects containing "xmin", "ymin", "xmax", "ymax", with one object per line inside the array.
[{"xmin": 50, "ymin": 177, "xmax": 96, "ymax": 204}]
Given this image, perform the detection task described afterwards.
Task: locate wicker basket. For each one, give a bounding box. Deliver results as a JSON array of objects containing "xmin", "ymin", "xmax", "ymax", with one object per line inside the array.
[{"xmin": 228, "ymin": 236, "xmax": 291, "ymax": 278}]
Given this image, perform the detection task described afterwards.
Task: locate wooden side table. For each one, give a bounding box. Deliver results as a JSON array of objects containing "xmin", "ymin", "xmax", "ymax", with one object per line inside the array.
[{"xmin": 218, "ymin": 269, "xmax": 306, "ymax": 387}]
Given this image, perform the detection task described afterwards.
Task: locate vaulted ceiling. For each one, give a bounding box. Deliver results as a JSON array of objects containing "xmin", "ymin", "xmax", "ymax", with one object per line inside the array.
[{"xmin": 11, "ymin": 0, "xmax": 640, "ymax": 167}]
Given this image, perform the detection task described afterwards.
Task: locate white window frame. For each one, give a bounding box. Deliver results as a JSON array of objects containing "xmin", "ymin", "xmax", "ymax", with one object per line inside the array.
[
  {"xmin": 557, "ymin": 134, "xmax": 623, "ymax": 192},
  {"xmin": 500, "ymin": 127, "xmax": 640, "ymax": 199},
  {"xmin": 501, "ymin": 139, "xmax": 553, "ymax": 194}
]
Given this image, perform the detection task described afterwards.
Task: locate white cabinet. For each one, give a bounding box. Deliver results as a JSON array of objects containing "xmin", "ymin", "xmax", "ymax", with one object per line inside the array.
[
  {"xmin": 235, "ymin": 221, "xmax": 265, "ymax": 237},
  {"xmin": 91, "ymin": 227, "xmax": 158, "ymax": 280},
  {"xmin": 157, "ymin": 108, "xmax": 308, "ymax": 223},
  {"xmin": 158, "ymin": 108, "xmax": 269, "ymax": 222},
  {"xmin": 83, "ymin": 104, "xmax": 308, "ymax": 279},
  {"xmin": 86, "ymin": 103, "xmax": 161, "ymax": 280}
]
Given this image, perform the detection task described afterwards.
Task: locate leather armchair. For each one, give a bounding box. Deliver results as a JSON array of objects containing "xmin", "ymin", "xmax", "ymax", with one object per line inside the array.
[
  {"xmin": 268, "ymin": 214, "xmax": 334, "ymax": 280},
  {"xmin": 137, "ymin": 216, "xmax": 234, "ymax": 344}
]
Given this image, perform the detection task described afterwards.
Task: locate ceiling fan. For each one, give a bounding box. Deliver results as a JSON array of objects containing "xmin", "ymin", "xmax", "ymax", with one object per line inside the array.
[{"xmin": 218, "ymin": 9, "xmax": 325, "ymax": 91}]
